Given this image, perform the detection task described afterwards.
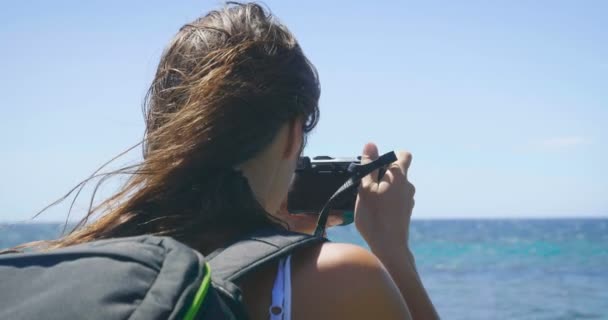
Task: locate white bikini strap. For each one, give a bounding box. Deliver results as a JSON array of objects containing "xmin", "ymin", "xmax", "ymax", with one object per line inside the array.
[
  {"xmin": 270, "ymin": 257, "xmax": 286, "ymax": 320},
  {"xmin": 269, "ymin": 255, "xmax": 292, "ymax": 320},
  {"xmin": 284, "ymin": 255, "xmax": 292, "ymax": 319}
]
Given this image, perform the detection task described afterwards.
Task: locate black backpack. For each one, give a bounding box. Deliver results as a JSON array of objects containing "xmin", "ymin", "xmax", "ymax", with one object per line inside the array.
[{"xmin": 0, "ymin": 228, "xmax": 326, "ymax": 319}]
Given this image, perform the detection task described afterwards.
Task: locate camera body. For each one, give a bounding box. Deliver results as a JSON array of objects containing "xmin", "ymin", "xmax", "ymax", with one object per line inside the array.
[{"xmin": 287, "ymin": 156, "xmax": 361, "ymax": 216}]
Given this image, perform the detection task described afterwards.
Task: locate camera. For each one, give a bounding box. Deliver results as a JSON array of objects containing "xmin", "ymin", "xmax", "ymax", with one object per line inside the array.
[
  {"xmin": 288, "ymin": 152, "xmax": 396, "ymax": 231},
  {"xmin": 287, "ymin": 156, "xmax": 361, "ymax": 220}
]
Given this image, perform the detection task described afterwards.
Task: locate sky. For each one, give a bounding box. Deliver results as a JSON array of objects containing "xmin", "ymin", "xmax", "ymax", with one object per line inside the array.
[{"xmin": 0, "ymin": 0, "xmax": 606, "ymax": 222}]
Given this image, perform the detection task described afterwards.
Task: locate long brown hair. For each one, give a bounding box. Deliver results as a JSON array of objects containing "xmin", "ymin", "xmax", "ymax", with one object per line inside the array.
[{"xmin": 21, "ymin": 2, "xmax": 319, "ymax": 253}]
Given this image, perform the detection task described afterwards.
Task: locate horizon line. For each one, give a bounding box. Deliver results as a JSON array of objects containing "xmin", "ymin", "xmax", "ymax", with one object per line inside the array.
[{"xmin": 2, "ymin": 215, "xmax": 607, "ymax": 225}]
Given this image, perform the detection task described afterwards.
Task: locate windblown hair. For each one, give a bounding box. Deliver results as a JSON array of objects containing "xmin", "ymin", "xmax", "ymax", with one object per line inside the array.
[{"xmin": 19, "ymin": 2, "xmax": 320, "ymax": 253}]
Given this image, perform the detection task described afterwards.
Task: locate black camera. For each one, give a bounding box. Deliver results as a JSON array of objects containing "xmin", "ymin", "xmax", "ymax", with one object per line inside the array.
[
  {"xmin": 287, "ymin": 156, "xmax": 361, "ymax": 224},
  {"xmin": 288, "ymin": 152, "xmax": 397, "ymax": 232}
]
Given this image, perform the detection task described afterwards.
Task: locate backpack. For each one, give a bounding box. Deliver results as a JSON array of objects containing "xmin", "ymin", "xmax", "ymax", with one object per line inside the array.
[{"xmin": 0, "ymin": 228, "xmax": 326, "ymax": 319}]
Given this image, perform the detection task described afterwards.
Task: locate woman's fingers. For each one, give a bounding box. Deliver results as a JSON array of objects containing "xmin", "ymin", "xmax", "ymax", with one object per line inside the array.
[
  {"xmin": 360, "ymin": 142, "xmax": 380, "ymax": 189},
  {"xmin": 395, "ymin": 151, "xmax": 413, "ymax": 180}
]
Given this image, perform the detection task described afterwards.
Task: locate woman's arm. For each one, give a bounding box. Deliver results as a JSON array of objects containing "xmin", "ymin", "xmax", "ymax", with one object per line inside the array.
[
  {"xmin": 355, "ymin": 143, "xmax": 439, "ymax": 319},
  {"xmin": 371, "ymin": 243, "xmax": 439, "ymax": 319}
]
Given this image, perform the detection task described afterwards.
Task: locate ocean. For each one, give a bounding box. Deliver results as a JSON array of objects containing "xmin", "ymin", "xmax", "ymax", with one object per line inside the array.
[{"xmin": 2, "ymin": 219, "xmax": 607, "ymax": 319}]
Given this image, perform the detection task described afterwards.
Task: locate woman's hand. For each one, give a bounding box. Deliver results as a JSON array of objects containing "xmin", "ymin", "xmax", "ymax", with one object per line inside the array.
[{"xmin": 354, "ymin": 143, "xmax": 415, "ymax": 258}]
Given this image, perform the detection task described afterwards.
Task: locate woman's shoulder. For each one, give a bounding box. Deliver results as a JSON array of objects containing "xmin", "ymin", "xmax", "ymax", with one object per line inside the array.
[
  {"xmin": 293, "ymin": 242, "xmax": 384, "ymax": 276},
  {"xmin": 290, "ymin": 242, "xmax": 411, "ymax": 320}
]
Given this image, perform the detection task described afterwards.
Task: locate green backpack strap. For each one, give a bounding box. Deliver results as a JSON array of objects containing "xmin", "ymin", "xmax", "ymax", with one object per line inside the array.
[{"xmin": 183, "ymin": 263, "xmax": 212, "ymax": 320}]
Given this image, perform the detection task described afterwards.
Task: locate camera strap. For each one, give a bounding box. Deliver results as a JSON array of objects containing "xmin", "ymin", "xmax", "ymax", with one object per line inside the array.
[{"xmin": 313, "ymin": 151, "xmax": 398, "ymax": 237}]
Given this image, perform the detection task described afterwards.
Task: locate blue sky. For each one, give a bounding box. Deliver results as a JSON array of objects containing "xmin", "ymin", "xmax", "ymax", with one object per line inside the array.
[{"xmin": 0, "ymin": 0, "xmax": 606, "ymax": 221}]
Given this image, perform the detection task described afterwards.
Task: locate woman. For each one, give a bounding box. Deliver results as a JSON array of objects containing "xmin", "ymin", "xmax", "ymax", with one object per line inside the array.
[{"xmin": 22, "ymin": 3, "xmax": 438, "ymax": 319}]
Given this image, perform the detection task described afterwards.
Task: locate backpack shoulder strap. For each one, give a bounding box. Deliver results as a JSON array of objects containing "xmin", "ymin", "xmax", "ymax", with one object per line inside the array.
[
  {"xmin": 208, "ymin": 228, "xmax": 327, "ymax": 284},
  {"xmin": 206, "ymin": 228, "xmax": 326, "ymax": 316}
]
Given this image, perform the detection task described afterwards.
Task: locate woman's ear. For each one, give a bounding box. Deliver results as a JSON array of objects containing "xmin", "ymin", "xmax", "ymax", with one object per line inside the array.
[{"xmin": 283, "ymin": 118, "xmax": 304, "ymax": 159}]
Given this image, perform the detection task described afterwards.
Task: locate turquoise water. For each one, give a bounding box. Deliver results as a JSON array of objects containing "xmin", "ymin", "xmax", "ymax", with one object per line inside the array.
[
  {"xmin": 3, "ymin": 219, "xmax": 608, "ymax": 319},
  {"xmin": 330, "ymin": 219, "xmax": 608, "ymax": 319}
]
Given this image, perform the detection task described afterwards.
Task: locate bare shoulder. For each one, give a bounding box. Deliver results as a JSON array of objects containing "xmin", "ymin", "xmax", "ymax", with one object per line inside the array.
[{"xmin": 290, "ymin": 242, "xmax": 412, "ymax": 320}]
